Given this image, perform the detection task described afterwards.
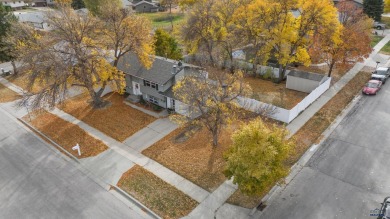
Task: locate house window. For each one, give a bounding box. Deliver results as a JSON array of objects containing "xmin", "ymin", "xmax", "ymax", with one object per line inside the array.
[
  {"xmin": 149, "ymin": 95, "xmax": 159, "ymax": 104},
  {"xmin": 143, "ymin": 80, "xmax": 158, "ymax": 90}
]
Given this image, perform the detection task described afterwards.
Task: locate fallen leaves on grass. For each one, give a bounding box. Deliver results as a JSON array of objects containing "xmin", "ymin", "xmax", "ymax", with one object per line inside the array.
[
  {"xmin": 117, "ymin": 165, "xmax": 198, "ymax": 219},
  {"xmin": 28, "ymin": 111, "xmax": 108, "ymax": 158},
  {"xmin": 0, "ymin": 83, "xmax": 21, "ymax": 102},
  {"xmin": 143, "ymin": 126, "xmax": 232, "ymax": 192},
  {"xmin": 60, "ymin": 93, "xmax": 156, "ymax": 142},
  {"xmin": 5, "ymin": 73, "xmax": 43, "ymax": 94}
]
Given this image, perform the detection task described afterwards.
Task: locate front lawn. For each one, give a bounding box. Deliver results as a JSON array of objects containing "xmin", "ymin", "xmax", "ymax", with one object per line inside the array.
[
  {"xmin": 117, "ymin": 165, "xmax": 198, "ymax": 219},
  {"xmin": 5, "ymin": 72, "xmax": 44, "ymax": 94},
  {"xmin": 371, "ymin": 35, "xmax": 384, "ymax": 48},
  {"xmin": 0, "ymin": 83, "xmax": 21, "ymax": 103},
  {"xmin": 380, "ymin": 40, "xmax": 390, "ymax": 55},
  {"xmin": 143, "ymin": 125, "xmax": 234, "ymax": 192},
  {"xmin": 60, "ymin": 93, "xmax": 156, "ymax": 142},
  {"xmin": 27, "ymin": 112, "xmax": 108, "ymax": 158}
]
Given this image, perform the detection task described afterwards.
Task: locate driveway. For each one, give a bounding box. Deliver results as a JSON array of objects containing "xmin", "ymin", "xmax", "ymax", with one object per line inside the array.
[
  {"xmin": 0, "ymin": 109, "xmax": 144, "ymax": 219},
  {"xmin": 258, "ymin": 80, "xmax": 390, "ymax": 218}
]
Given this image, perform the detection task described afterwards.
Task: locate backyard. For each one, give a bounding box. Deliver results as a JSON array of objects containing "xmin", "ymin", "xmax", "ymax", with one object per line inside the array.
[
  {"xmin": 60, "ymin": 93, "xmax": 156, "ymax": 142},
  {"xmin": 139, "ymin": 12, "xmax": 185, "ymax": 29}
]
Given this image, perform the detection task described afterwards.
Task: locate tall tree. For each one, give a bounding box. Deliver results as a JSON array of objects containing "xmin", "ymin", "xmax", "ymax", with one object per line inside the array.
[
  {"xmin": 11, "ymin": 4, "xmax": 124, "ymax": 109},
  {"xmin": 363, "ymin": 0, "xmax": 384, "ymax": 21},
  {"xmin": 309, "ymin": 0, "xmax": 372, "ymax": 77},
  {"xmin": 99, "ymin": 2, "xmax": 154, "ymax": 69},
  {"xmin": 385, "ymin": 0, "xmax": 390, "ymax": 12},
  {"xmin": 0, "ymin": 4, "xmax": 17, "ymax": 63},
  {"xmin": 71, "ymin": 0, "xmax": 85, "ymax": 9},
  {"xmin": 224, "ymin": 118, "xmax": 295, "ymax": 196},
  {"xmin": 181, "ymin": 0, "xmax": 222, "ymax": 65},
  {"xmin": 154, "ymin": 28, "xmax": 182, "ymax": 60},
  {"xmin": 172, "ymin": 70, "xmax": 251, "ymax": 146},
  {"xmin": 84, "ymin": 0, "xmax": 121, "ymax": 16}
]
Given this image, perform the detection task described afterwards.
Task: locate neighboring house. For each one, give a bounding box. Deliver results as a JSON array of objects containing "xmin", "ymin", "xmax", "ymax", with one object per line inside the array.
[
  {"xmin": 31, "ymin": 0, "xmax": 51, "ymax": 7},
  {"xmin": 131, "ymin": 0, "xmax": 159, "ymax": 13},
  {"xmin": 14, "ymin": 11, "xmax": 51, "ymax": 30},
  {"xmin": 116, "ymin": 53, "xmax": 205, "ymax": 111},
  {"xmin": 333, "ymin": 0, "xmax": 363, "ymax": 7},
  {"xmin": 0, "ymin": 0, "xmax": 27, "ymax": 10}
]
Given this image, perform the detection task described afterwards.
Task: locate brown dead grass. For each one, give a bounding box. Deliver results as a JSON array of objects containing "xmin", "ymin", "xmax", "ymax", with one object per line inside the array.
[
  {"xmin": 60, "ymin": 93, "xmax": 156, "ymax": 142},
  {"xmin": 143, "ymin": 125, "xmax": 234, "ymax": 192},
  {"xmin": 0, "ymin": 83, "xmax": 21, "ymax": 102},
  {"xmin": 117, "ymin": 165, "xmax": 198, "ymax": 219},
  {"xmin": 226, "ymin": 71, "xmax": 371, "ymax": 209},
  {"xmin": 27, "ymin": 111, "xmax": 108, "ymax": 158},
  {"xmin": 5, "ymin": 73, "xmax": 43, "ymax": 94},
  {"xmin": 244, "ymin": 77, "xmax": 307, "ymax": 109}
]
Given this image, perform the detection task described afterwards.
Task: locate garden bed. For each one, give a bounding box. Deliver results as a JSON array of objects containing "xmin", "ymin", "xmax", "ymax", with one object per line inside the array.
[
  {"xmin": 60, "ymin": 93, "xmax": 156, "ymax": 142},
  {"xmin": 26, "ymin": 111, "xmax": 108, "ymax": 158},
  {"xmin": 117, "ymin": 165, "xmax": 198, "ymax": 219}
]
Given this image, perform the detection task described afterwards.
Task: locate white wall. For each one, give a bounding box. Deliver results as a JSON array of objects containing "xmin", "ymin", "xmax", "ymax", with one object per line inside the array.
[
  {"xmin": 239, "ymin": 77, "xmax": 332, "ymax": 123},
  {"xmin": 2, "ymin": 1, "xmax": 26, "ymax": 8},
  {"xmin": 286, "ymin": 76, "xmax": 320, "ymax": 93}
]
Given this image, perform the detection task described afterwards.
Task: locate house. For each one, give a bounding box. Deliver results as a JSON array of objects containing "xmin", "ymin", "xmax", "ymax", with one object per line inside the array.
[
  {"xmin": 131, "ymin": 0, "xmax": 159, "ymax": 13},
  {"xmin": 116, "ymin": 53, "xmax": 205, "ymax": 111},
  {"xmin": 14, "ymin": 11, "xmax": 51, "ymax": 30},
  {"xmin": 30, "ymin": 0, "xmax": 53, "ymax": 7},
  {"xmin": 0, "ymin": 0, "xmax": 27, "ymax": 10},
  {"xmin": 333, "ymin": 0, "xmax": 363, "ymax": 7}
]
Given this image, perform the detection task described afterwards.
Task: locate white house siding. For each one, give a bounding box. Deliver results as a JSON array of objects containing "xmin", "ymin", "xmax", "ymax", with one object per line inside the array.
[
  {"xmin": 2, "ymin": 1, "xmax": 26, "ymax": 9},
  {"xmin": 286, "ymin": 76, "xmax": 320, "ymax": 93}
]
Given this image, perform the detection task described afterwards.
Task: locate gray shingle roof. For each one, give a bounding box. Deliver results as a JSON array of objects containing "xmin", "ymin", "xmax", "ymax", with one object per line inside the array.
[
  {"xmin": 287, "ymin": 70, "xmax": 326, "ymax": 82},
  {"xmin": 116, "ymin": 53, "xmax": 178, "ymax": 85}
]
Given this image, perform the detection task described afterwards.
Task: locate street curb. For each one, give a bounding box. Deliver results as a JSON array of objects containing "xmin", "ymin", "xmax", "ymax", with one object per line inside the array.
[
  {"xmin": 110, "ymin": 185, "xmax": 161, "ymax": 219},
  {"xmin": 250, "ymin": 94, "xmax": 363, "ymax": 218}
]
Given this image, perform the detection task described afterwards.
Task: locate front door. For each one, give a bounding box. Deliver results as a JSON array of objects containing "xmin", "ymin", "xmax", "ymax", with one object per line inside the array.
[{"xmin": 132, "ymin": 81, "xmax": 141, "ymax": 95}]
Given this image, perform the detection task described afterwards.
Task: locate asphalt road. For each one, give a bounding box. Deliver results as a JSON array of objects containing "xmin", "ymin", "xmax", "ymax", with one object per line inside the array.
[
  {"xmin": 259, "ymin": 83, "xmax": 390, "ymax": 218},
  {"xmin": 0, "ymin": 109, "xmax": 143, "ymax": 218}
]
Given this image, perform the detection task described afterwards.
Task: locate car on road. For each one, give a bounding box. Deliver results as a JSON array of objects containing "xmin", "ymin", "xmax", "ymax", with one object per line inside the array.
[
  {"xmin": 372, "ymin": 67, "xmax": 390, "ymax": 84},
  {"xmin": 373, "ymin": 21, "xmax": 386, "ymax": 30},
  {"xmin": 362, "ymin": 80, "xmax": 382, "ymax": 95},
  {"xmin": 377, "ymin": 197, "xmax": 390, "ymax": 219}
]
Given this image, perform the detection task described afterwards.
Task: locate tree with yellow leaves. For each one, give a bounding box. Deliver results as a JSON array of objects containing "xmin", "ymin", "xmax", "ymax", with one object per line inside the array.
[
  {"xmin": 224, "ymin": 118, "xmax": 295, "ymax": 196},
  {"xmin": 309, "ymin": 0, "xmax": 372, "ymax": 77},
  {"xmin": 11, "ymin": 5, "xmax": 123, "ymax": 109},
  {"xmin": 172, "ymin": 70, "xmax": 251, "ymax": 146}
]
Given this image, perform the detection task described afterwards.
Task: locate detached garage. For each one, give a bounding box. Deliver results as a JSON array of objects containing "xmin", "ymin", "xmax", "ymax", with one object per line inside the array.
[{"xmin": 286, "ymin": 70, "xmax": 329, "ymax": 93}]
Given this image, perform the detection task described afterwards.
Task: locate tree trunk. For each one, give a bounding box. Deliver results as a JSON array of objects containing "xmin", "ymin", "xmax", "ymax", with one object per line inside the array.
[
  {"xmin": 169, "ymin": 3, "xmax": 173, "ymax": 30},
  {"xmin": 277, "ymin": 64, "xmax": 288, "ymax": 83},
  {"xmin": 88, "ymin": 88, "xmax": 107, "ymax": 109},
  {"xmin": 328, "ymin": 61, "xmax": 335, "ymax": 77},
  {"xmin": 212, "ymin": 129, "xmax": 218, "ymax": 146},
  {"xmin": 11, "ymin": 61, "xmax": 17, "ymax": 75}
]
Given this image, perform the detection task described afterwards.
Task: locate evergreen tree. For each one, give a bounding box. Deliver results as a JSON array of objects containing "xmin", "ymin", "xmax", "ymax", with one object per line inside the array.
[
  {"xmin": 154, "ymin": 28, "xmax": 182, "ymax": 60},
  {"xmin": 0, "ymin": 4, "xmax": 16, "ymax": 62},
  {"xmin": 71, "ymin": 0, "xmax": 85, "ymax": 9},
  {"xmin": 363, "ymin": 0, "xmax": 384, "ymax": 21}
]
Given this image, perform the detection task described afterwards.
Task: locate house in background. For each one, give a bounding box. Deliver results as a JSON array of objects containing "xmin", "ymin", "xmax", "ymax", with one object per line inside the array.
[
  {"xmin": 116, "ymin": 53, "xmax": 206, "ymax": 112},
  {"xmin": 333, "ymin": 0, "xmax": 363, "ymax": 7},
  {"xmin": 0, "ymin": 0, "xmax": 27, "ymax": 10},
  {"xmin": 131, "ymin": 0, "xmax": 159, "ymax": 13}
]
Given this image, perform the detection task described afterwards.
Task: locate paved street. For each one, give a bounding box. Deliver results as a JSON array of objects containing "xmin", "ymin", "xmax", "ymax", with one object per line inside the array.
[
  {"xmin": 259, "ymin": 79, "xmax": 390, "ymax": 218},
  {"xmin": 0, "ymin": 109, "xmax": 143, "ymax": 218}
]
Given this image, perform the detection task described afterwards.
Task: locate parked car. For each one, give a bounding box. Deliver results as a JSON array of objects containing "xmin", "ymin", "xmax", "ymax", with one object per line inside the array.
[
  {"xmin": 362, "ymin": 80, "xmax": 382, "ymax": 95},
  {"xmin": 374, "ymin": 21, "xmax": 386, "ymax": 30},
  {"xmin": 377, "ymin": 197, "xmax": 390, "ymax": 219},
  {"xmin": 372, "ymin": 67, "xmax": 390, "ymax": 84}
]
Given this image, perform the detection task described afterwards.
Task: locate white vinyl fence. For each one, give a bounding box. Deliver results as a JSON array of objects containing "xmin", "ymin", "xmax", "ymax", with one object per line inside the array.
[{"xmin": 239, "ymin": 77, "xmax": 332, "ymax": 123}]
